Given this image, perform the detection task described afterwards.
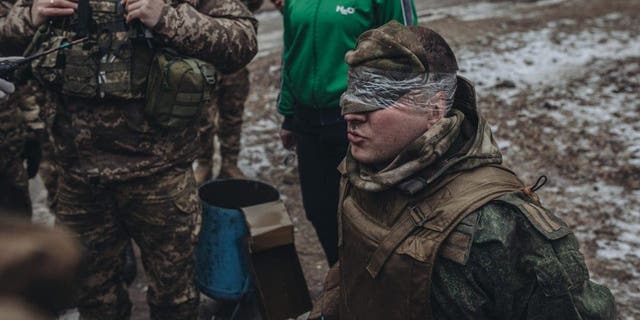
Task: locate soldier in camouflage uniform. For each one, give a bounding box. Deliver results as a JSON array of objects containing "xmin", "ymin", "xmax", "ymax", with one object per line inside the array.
[
  {"xmin": 2, "ymin": 0, "xmax": 257, "ymax": 319},
  {"xmin": 0, "ymin": 75, "xmax": 31, "ymax": 216},
  {"xmin": 195, "ymin": 0, "xmax": 263, "ymax": 183},
  {"xmin": 310, "ymin": 21, "xmax": 615, "ymax": 320},
  {"xmin": 1, "ymin": 2, "xmax": 28, "ymax": 215},
  {"xmin": 2, "ymin": 0, "xmax": 55, "ymax": 216}
]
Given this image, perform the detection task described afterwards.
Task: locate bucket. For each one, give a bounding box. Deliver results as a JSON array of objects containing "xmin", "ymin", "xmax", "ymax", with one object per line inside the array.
[{"xmin": 195, "ymin": 179, "xmax": 280, "ymax": 301}]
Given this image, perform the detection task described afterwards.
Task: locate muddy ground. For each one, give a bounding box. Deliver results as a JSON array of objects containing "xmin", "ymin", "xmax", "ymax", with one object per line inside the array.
[{"xmin": 37, "ymin": 0, "xmax": 639, "ymax": 319}]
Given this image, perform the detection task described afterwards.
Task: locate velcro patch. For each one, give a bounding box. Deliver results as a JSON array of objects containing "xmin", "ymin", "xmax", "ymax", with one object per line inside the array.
[
  {"xmin": 496, "ymin": 192, "xmax": 570, "ymax": 240},
  {"xmin": 518, "ymin": 202, "xmax": 569, "ymax": 240}
]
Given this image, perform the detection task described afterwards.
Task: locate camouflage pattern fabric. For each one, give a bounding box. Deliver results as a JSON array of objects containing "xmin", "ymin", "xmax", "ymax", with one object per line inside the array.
[
  {"xmin": 0, "ymin": 0, "xmax": 35, "ymax": 55},
  {"xmin": 55, "ymin": 166, "xmax": 201, "ymax": 320},
  {"xmin": 429, "ymin": 201, "xmax": 615, "ymax": 319},
  {"xmin": 5, "ymin": 0, "xmax": 258, "ymax": 182},
  {"xmin": 0, "ymin": 82, "xmax": 45, "ymax": 215},
  {"xmin": 200, "ymin": 67, "xmax": 250, "ymax": 166},
  {"xmin": 0, "ymin": 1, "xmax": 28, "ymax": 214},
  {"xmin": 344, "ymin": 20, "xmax": 458, "ymax": 74},
  {"xmin": 3, "ymin": 1, "xmax": 256, "ymax": 319},
  {"xmin": 1, "ymin": 0, "xmax": 53, "ymax": 213},
  {"xmin": 39, "ymin": 138, "xmax": 59, "ymax": 203},
  {"xmin": 342, "ymin": 21, "xmax": 459, "ymax": 114},
  {"xmin": 198, "ymin": 0, "xmax": 259, "ymax": 172}
]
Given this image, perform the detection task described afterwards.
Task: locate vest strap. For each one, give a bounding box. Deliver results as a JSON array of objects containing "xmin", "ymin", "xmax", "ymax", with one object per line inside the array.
[{"xmin": 365, "ymin": 205, "xmax": 431, "ymax": 278}]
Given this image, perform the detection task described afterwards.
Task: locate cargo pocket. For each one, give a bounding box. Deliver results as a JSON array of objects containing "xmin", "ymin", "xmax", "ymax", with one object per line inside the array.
[
  {"xmin": 171, "ymin": 170, "xmax": 202, "ymax": 242},
  {"xmin": 62, "ymin": 47, "xmax": 98, "ymax": 98},
  {"xmin": 98, "ymin": 32, "xmax": 134, "ymax": 99}
]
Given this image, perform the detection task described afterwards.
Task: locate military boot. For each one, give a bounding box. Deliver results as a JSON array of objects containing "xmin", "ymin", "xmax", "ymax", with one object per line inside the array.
[{"xmin": 194, "ymin": 158, "xmax": 213, "ymax": 185}]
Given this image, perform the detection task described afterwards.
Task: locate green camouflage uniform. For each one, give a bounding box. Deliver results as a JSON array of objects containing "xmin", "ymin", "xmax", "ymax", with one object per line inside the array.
[
  {"xmin": 2, "ymin": 0, "xmax": 257, "ymax": 318},
  {"xmin": 199, "ymin": 0, "xmax": 262, "ymax": 179},
  {"xmin": 311, "ymin": 22, "xmax": 615, "ymax": 320}
]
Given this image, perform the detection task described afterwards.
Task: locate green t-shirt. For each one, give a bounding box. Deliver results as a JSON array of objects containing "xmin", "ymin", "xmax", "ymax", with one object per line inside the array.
[{"xmin": 278, "ymin": 0, "xmax": 418, "ymax": 115}]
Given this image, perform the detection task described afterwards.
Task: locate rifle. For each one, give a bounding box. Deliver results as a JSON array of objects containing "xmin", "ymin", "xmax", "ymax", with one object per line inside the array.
[{"xmin": 0, "ymin": 37, "xmax": 88, "ymax": 81}]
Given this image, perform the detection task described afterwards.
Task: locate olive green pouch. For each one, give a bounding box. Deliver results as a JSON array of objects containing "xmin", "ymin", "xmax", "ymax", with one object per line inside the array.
[{"xmin": 145, "ymin": 49, "xmax": 217, "ymax": 128}]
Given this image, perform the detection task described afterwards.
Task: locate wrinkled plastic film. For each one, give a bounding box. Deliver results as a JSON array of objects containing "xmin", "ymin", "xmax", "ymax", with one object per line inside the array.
[{"xmin": 341, "ymin": 67, "xmax": 457, "ymax": 114}]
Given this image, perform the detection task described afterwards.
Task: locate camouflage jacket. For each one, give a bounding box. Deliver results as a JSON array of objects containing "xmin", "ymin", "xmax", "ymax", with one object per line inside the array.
[
  {"xmin": 2, "ymin": 0, "xmax": 258, "ymax": 182},
  {"xmin": 313, "ymin": 77, "xmax": 615, "ymax": 320},
  {"xmin": 0, "ymin": 1, "xmax": 40, "ymax": 172},
  {"xmin": 0, "ymin": 0, "xmax": 32, "ymax": 56}
]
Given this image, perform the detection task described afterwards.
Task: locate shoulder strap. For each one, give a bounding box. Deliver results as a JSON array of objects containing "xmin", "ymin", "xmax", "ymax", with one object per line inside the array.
[
  {"xmin": 495, "ymin": 191, "xmax": 570, "ymax": 240},
  {"xmin": 365, "ymin": 204, "xmax": 431, "ymax": 278}
]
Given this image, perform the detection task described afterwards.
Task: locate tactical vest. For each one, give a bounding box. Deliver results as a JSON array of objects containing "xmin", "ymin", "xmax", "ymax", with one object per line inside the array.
[
  {"xmin": 30, "ymin": 0, "xmax": 153, "ymax": 100},
  {"xmin": 337, "ymin": 165, "xmax": 536, "ymax": 319}
]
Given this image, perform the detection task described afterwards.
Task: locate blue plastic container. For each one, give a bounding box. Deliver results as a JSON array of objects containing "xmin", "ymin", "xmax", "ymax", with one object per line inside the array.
[{"xmin": 195, "ymin": 179, "xmax": 280, "ymax": 301}]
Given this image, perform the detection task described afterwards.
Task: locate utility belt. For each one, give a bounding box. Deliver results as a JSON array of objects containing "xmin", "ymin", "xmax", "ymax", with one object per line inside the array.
[{"xmin": 28, "ymin": 0, "xmax": 217, "ymax": 128}]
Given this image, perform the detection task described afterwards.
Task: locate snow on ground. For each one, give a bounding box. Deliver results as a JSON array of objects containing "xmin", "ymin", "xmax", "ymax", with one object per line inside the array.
[
  {"xmin": 458, "ymin": 14, "xmax": 640, "ymax": 99},
  {"xmin": 419, "ymin": 0, "xmax": 567, "ymax": 21}
]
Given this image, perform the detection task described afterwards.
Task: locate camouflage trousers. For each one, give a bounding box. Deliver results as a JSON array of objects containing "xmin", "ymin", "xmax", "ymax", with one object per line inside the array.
[
  {"xmin": 201, "ymin": 67, "xmax": 249, "ymax": 163},
  {"xmin": 0, "ymin": 148, "xmax": 30, "ymax": 216},
  {"xmin": 55, "ymin": 165, "xmax": 202, "ymax": 320},
  {"xmin": 0, "ymin": 81, "xmax": 49, "ymax": 215},
  {"xmin": 0, "ymin": 98, "xmax": 30, "ymax": 215}
]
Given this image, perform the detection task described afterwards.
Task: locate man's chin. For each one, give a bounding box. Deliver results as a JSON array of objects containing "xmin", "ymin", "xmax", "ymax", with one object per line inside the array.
[{"xmin": 350, "ymin": 147, "xmax": 382, "ymax": 165}]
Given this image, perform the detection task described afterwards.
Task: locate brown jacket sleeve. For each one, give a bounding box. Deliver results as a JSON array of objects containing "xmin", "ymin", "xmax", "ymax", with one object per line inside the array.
[
  {"xmin": 0, "ymin": 0, "xmax": 38, "ymax": 54},
  {"xmin": 152, "ymin": 0, "xmax": 258, "ymax": 74}
]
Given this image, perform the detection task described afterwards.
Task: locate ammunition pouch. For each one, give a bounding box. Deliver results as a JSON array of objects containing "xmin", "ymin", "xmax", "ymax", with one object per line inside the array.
[
  {"xmin": 28, "ymin": 0, "xmax": 217, "ymax": 128},
  {"xmin": 144, "ymin": 49, "xmax": 217, "ymax": 128},
  {"xmin": 30, "ymin": 0, "xmax": 152, "ymax": 99}
]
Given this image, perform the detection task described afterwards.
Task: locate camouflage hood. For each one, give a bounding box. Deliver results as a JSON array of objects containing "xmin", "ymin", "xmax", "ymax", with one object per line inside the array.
[{"xmin": 343, "ymin": 76, "xmax": 503, "ymax": 193}]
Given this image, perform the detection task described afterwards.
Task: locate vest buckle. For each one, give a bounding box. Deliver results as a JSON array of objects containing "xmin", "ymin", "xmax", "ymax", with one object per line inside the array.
[{"xmin": 409, "ymin": 206, "xmax": 430, "ymax": 227}]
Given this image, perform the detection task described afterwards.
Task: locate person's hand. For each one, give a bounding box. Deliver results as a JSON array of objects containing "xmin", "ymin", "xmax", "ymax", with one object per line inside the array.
[
  {"xmin": 123, "ymin": 0, "xmax": 165, "ymax": 28},
  {"xmin": 0, "ymin": 78, "xmax": 15, "ymax": 104},
  {"xmin": 280, "ymin": 128, "xmax": 296, "ymax": 150},
  {"xmin": 270, "ymin": 0, "xmax": 283, "ymax": 12},
  {"xmin": 31, "ymin": 0, "xmax": 78, "ymax": 27}
]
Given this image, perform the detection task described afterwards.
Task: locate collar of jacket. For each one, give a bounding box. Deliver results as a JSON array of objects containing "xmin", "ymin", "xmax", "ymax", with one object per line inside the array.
[{"xmin": 340, "ymin": 76, "xmax": 503, "ymax": 195}]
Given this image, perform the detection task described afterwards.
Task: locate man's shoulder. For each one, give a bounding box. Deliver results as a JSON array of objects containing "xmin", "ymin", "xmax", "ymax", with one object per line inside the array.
[{"xmin": 440, "ymin": 195, "xmax": 572, "ymax": 265}]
